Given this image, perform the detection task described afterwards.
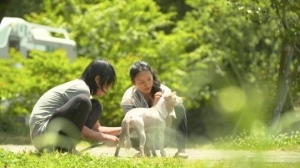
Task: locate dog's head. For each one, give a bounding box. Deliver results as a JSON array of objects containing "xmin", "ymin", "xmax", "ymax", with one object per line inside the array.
[
  {"xmin": 163, "ymin": 91, "xmax": 183, "ymax": 111},
  {"xmin": 172, "ymin": 91, "xmax": 183, "ymax": 105}
]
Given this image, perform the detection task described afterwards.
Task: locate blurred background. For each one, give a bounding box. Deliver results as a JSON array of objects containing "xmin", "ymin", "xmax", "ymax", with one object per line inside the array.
[{"xmin": 1, "ymin": 0, "xmax": 300, "ymax": 146}]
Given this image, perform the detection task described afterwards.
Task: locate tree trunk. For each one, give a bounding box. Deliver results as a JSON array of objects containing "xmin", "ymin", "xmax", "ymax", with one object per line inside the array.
[{"xmin": 271, "ymin": 43, "xmax": 294, "ymax": 128}]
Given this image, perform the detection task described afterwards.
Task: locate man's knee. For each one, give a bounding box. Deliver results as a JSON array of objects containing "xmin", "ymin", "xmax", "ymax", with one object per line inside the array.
[
  {"xmin": 91, "ymin": 99, "xmax": 102, "ymax": 111},
  {"xmin": 74, "ymin": 94, "xmax": 92, "ymax": 109}
]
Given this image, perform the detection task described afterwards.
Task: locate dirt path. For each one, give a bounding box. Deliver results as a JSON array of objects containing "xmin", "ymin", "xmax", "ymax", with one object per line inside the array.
[{"xmin": 1, "ymin": 145, "xmax": 300, "ymax": 162}]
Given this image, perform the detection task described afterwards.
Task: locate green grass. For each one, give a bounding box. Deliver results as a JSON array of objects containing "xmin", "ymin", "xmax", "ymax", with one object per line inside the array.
[
  {"xmin": 0, "ymin": 149, "xmax": 299, "ymax": 168},
  {"xmin": 212, "ymin": 131, "xmax": 300, "ymax": 151},
  {"xmin": 3, "ymin": 124, "xmax": 300, "ymax": 167}
]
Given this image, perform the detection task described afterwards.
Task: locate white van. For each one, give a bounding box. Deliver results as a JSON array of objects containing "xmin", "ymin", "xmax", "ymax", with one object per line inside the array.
[{"xmin": 0, "ymin": 17, "xmax": 77, "ymax": 60}]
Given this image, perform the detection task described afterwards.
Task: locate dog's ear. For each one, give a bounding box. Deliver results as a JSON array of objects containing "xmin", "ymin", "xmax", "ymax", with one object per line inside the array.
[
  {"xmin": 171, "ymin": 91, "xmax": 177, "ymax": 95},
  {"xmin": 175, "ymin": 96, "xmax": 183, "ymax": 105}
]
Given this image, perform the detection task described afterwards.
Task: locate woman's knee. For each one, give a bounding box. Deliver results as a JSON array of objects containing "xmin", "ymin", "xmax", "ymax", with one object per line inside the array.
[
  {"xmin": 172, "ymin": 104, "xmax": 187, "ymax": 129},
  {"xmin": 91, "ymin": 99, "xmax": 102, "ymax": 112},
  {"xmin": 174, "ymin": 104, "xmax": 186, "ymax": 118},
  {"xmin": 83, "ymin": 99, "xmax": 103, "ymax": 128}
]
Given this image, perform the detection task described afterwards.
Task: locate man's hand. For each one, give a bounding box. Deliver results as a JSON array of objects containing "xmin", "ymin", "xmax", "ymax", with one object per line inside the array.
[
  {"xmin": 153, "ymin": 91, "xmax": 163, "ymax": 105},
  {"xmin": 103, "ymin": 134, "xmax": 119, "ymax": 147}
]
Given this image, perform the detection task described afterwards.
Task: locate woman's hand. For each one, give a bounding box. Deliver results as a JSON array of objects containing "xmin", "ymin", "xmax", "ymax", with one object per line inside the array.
[
  {"xmin": 153, "ymin": 91, "xmax": 163, "ymax": 105},
  {"xmin": 103, "ymin": 134, "xmax": 119, "ymax": 147}
]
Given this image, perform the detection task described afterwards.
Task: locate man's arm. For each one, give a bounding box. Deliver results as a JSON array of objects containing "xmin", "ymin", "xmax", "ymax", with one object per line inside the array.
[
  {"xmin": 81, "ymin": 125, "xmax": 106, "ymax": 141},
  {"xmin": 81, "ymin": 121, "xmax": 120, "ymax": 146},
  {"xmin": 92, "ymin": 121, "xmax": 121, "ymax": 136}
]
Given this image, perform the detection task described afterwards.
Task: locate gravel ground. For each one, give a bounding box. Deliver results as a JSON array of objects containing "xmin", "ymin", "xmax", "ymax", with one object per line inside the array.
[{"xmin": 1, "ymin": 145, "xmax": 300, "ymax": 162}]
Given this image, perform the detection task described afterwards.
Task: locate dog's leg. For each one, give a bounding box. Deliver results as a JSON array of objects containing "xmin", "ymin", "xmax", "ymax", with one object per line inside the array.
[
  {"xmin": 138, "ymin": 130, "xmax": 146, "ymax": 157},
  {"xmin": 144, "ymin": 141, "xmax": 151, "ymax": 157},
  {"xmin": 158, "ymin": 130, "xmax": 166, "ymax": 157},
  {"xmin": 144, "ymin": 134, "xmax": 151, "ymax": 157},
  {"xmin": 148, "ymin": 132, "xmax": 157, "ymax": 157},
  {"xmin": 114, "ymin": 133, "xmax": 125, "ymax": 157},
  {"xmin": 114, "ymin": 124, "xmax": 126, "ymax": 157},
  {"xmin": 134, "ymin": 117, "xmax": 146, "ymax": 157}
]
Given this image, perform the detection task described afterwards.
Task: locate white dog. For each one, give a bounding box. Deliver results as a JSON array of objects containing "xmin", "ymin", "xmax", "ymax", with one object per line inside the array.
[{"xmin": 114, "ymin": 92, "xmax": 183, "ymax": 157}]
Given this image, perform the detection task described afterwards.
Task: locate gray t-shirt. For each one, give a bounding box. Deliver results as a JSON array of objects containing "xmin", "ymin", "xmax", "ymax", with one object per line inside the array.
[{"xmin": 29, "ymin": 79, "xmax": 90, "ymax": 139}]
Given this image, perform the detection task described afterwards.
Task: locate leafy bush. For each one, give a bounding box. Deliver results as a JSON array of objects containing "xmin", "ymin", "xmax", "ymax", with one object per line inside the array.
[
  {"xmin": 0, "ymin": 114, "xmax": 29, "ymax": 135},
  {"xmin": 0, "ymin": 49, "xmax": 142, "ymax": 129}
]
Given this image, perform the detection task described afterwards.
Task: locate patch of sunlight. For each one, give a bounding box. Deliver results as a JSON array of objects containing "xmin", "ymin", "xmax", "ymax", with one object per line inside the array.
[{"xmin": 218, "ymin": 86, "xmax": 246, "ymax": 113}]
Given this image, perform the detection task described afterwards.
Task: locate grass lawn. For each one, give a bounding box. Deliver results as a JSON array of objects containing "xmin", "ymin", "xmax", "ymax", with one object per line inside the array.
[
  {"xmin": 0, "ymin": 149, "xmax": 300, "ymax": 168},
  {"xmin": 2, "ymin": 127, "xmax": 300, "ymax": 167}
]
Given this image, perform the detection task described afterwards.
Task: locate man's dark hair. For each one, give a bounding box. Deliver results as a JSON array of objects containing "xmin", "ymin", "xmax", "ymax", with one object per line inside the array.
[{"xmin": 80, "ymin": 58, "xmax": 117, "ymax": 95}]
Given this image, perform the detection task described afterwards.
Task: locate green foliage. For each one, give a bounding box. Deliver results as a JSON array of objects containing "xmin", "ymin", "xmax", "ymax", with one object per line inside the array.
[
  {"xmin": 3, "ymin": 0, "xmax": 300, "ymax": 138},
  {"xmin": 214, "ymin": 130, "xmax": 300, "ymax": 151},
  {"xmin": 0, "ymin": 114, "xmax": 29, "ymax": 136},
  {"xmin": 0, "ymin": 49, "xmax": 88, "ymax": 116},
  {"xmin": 25, "ymin": 0, "xmax": 175, "ymax": 59},
  {"xmin": 0, "ymin": 49, "xmax": 140, "ymax": 127},
  {"xmin": 174, "ymin": 0, "xmax": 281, "ymax": 109}
]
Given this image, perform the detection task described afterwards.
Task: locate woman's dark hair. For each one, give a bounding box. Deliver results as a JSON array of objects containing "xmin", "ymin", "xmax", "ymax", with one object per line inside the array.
[
  {"xmin": 80, "ymin": 58, "xmax": 117, "ymax": 95},
  {"xmin": 129, "ymin": 61, "xmax": 161, "ymax": 97}
]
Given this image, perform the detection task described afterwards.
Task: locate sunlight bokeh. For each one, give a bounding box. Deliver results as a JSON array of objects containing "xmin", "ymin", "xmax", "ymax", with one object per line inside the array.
[{"xmin": 217, "ymin": 86, "xmax": 246, "ymax": 113}]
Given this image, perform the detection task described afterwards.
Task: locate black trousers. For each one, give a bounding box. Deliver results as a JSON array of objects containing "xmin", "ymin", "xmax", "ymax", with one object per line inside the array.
[
  {"xmin": 44, "ymin": 94, "xmax": 102, "ymax": 151},
  {"xmin": 131, "ymin": 103, "xmax": 188, "ymax": 151}
]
